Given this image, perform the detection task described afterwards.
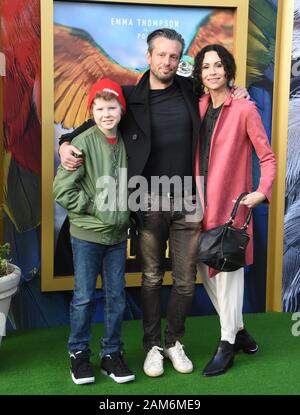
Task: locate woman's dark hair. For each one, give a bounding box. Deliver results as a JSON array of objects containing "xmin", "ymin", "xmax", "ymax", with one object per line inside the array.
[{"xmin": 192, "ymin": 44, "xmax": 236, "ymax": 97}]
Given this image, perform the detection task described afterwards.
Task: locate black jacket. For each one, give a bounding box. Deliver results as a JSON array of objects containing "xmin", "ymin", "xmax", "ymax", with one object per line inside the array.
[{"xmin": 59, "ymin": 70, "xmax": 201, "ymax": 180}]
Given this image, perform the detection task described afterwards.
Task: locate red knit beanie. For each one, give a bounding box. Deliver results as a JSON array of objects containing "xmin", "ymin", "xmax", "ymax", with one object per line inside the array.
[{"xmin": 87, "ymin": 79, "xmax": 126, "ymax": 113}]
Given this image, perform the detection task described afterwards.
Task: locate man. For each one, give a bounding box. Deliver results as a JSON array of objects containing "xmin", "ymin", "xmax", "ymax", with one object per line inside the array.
[{"xmin": 59, "ymin": 29, "xmax": 252, "ymax": 377}]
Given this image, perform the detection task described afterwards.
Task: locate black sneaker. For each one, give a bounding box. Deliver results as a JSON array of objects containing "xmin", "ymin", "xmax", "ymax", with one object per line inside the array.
[
  {"xmin": 101, "ymin": 352, "xmax": 135, "ymax": 383},
  {"xmin": 70, "ymin": 350, "xmax": 95, "ymax": 385},
  {"xmin": 234, "ymin": 328, "xmax": 258, "ymax": 354}
]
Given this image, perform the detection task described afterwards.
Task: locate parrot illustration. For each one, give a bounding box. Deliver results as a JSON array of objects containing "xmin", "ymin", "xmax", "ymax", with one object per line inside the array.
[
  {"xmin": 282, "ymin": 0, "xmax": 300, "ymax": 311},
  {"xmin": 53, "ymin": 10, "xmax": 234, "ymax": 130},
  {"xmin": 1, "ymin": 0, "xmax": 41, "ymax": 232}
]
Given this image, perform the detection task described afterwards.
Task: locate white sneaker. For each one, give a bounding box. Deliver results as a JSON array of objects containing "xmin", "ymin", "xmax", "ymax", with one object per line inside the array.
[
  {"xmin": 143, "ymin": 346, "xmax": 164, "ymax": 377},
  {"xmin": 164, "ymin": 341, "xmax": 193, "ymax": 373}
]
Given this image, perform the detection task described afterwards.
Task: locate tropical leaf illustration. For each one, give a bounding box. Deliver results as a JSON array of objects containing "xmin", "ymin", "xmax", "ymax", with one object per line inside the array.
[{"xmin": 246, "ymin": 0, "xmax": 276, "ymax": 86}]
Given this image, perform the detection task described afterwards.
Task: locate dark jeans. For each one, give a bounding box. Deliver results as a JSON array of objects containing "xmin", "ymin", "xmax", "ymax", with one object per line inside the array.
[
  {"xmin": 68, "ymin": 236, "xmax": 126, "ymax": 357},
  {"xmin": 139, "ymin": 195, "xmax": 201, "ymax": 350}
]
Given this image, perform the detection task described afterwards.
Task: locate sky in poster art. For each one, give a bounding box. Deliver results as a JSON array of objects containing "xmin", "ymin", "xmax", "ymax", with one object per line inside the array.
[{"xmin": 54, "ymin": 1, "xmax": 214, "ymax": 69}]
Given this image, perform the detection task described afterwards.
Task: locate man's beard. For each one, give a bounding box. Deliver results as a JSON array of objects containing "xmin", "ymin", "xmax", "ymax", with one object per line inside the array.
[
  {"xmin": 160, "ymin": 74, "xmax": 175, "ymax": 84},
  {"xmin": 152, "ymin": 68, "xmax": 176, "ymax": 84}
]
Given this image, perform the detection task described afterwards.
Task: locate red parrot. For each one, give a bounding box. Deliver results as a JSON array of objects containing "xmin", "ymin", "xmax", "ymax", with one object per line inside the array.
[
  {"xmin": 1, "ymin": 0, "xmax": 41, "ymax": 175},
  {"xmin": 1, "ymin": 0, "xmax": 41, "ymax": 232}
]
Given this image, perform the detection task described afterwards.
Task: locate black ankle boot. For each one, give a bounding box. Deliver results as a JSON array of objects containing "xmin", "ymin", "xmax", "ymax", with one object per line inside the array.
[
  {"xmin": 234, "ymin": 328, "xmax": 258, "ymax": 354},
  {"xmin": 203, "ymin": 340, "xmax": 234, "ymax": 377}
]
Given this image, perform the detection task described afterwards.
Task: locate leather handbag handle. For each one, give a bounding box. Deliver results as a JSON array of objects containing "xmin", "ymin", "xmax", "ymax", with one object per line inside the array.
[{"xmin": 227, "ymin": 192, "xmax": 253, "ymax": 229}]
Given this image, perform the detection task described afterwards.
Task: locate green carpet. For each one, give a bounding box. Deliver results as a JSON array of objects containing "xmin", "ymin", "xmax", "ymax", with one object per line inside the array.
[{"xmin": 0, "ymin": 312, "xmax": 299, "ymax": 395}]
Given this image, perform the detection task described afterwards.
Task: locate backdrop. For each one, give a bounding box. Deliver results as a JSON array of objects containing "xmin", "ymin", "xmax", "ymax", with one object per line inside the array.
[{"xmin": 1, "ymin": 0, "xmax": 280, "ymax": 330}]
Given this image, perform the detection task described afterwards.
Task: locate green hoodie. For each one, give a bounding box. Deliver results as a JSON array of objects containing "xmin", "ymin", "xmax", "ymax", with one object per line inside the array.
[{"xmin": 53, "ymin": 125, "xmax": 129, "ymax": 245}]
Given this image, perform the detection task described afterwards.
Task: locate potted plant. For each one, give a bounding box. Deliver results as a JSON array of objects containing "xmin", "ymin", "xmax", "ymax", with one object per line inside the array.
[{"xmin": 0, "ymin": 243, "xmax": 21, "ymax": 345}]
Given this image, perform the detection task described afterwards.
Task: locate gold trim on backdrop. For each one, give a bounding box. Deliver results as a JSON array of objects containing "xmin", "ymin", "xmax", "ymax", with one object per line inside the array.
[
  {"xmin": 266, "ymin": 0, "xmax": 294, "ymax": 312},
  {"xmin": 43, "ymin": 271, "xmax": 203, "ymax": 293},
  {"xmin": 41, "ymin": 0, "xmax": 54, "ymax": 291},
  {"xmin": 41, "ymin": 0, "xmax": 249, "ymax": 292}
]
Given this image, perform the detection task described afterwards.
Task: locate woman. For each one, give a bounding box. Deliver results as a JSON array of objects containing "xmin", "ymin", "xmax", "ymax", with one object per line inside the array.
[{"xmin": 193, "ymin": 45, "xmax": 276, "ymax": 376}]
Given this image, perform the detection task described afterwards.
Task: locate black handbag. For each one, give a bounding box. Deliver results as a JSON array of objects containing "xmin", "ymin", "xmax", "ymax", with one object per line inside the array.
[{"xmin": 198, "ymin": 192, "xmax": 253, "ymax": 272}]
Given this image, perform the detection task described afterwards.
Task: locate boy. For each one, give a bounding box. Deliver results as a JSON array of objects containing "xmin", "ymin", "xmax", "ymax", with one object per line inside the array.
[{"xmin": 53, "ymin": 79, "xmax": 134, "ymax": 385}]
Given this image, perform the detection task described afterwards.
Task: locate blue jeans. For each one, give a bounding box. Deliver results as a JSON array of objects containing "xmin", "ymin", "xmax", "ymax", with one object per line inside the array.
[{"xmin": 68, "ymin": 236, "xmax": 126, "ymax": 357}]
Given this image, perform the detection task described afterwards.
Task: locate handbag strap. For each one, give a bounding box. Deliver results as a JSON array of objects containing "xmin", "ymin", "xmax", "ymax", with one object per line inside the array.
[{"xmin": 227, "ymin": 192, "xmax": 253, "ymax": 229}]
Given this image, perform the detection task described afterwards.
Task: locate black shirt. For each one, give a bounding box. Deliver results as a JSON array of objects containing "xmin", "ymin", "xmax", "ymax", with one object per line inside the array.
[
  {"xmin": 200, "ymin": 103, "xmax": 223, "ymax": 198},
  {"xmin": 142, "ymin": 82, "xmax": 193, "ymax": 194}
]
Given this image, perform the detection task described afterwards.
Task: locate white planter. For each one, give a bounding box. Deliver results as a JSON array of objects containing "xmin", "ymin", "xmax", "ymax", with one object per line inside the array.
[{"xmin": 0, "ymin": 264, "xmax": 21, "ymax": 345}]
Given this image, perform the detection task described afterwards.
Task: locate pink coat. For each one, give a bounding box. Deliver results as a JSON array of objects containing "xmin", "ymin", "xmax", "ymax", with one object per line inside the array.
[{"xmin": 195, "ymin": 93, "xmax": 276, "ymax": 277}]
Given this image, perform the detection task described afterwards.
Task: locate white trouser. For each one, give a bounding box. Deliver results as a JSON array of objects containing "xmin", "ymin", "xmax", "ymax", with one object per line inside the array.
[{"xmin": 198, "ymin": 263, "xmax": 244, "ymax": 344}]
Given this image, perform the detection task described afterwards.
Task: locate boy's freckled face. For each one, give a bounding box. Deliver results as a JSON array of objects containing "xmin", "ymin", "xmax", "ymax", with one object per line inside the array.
[{"xmin": 92, "ymin": 97, "xmax": 122, "ymax": 136}]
